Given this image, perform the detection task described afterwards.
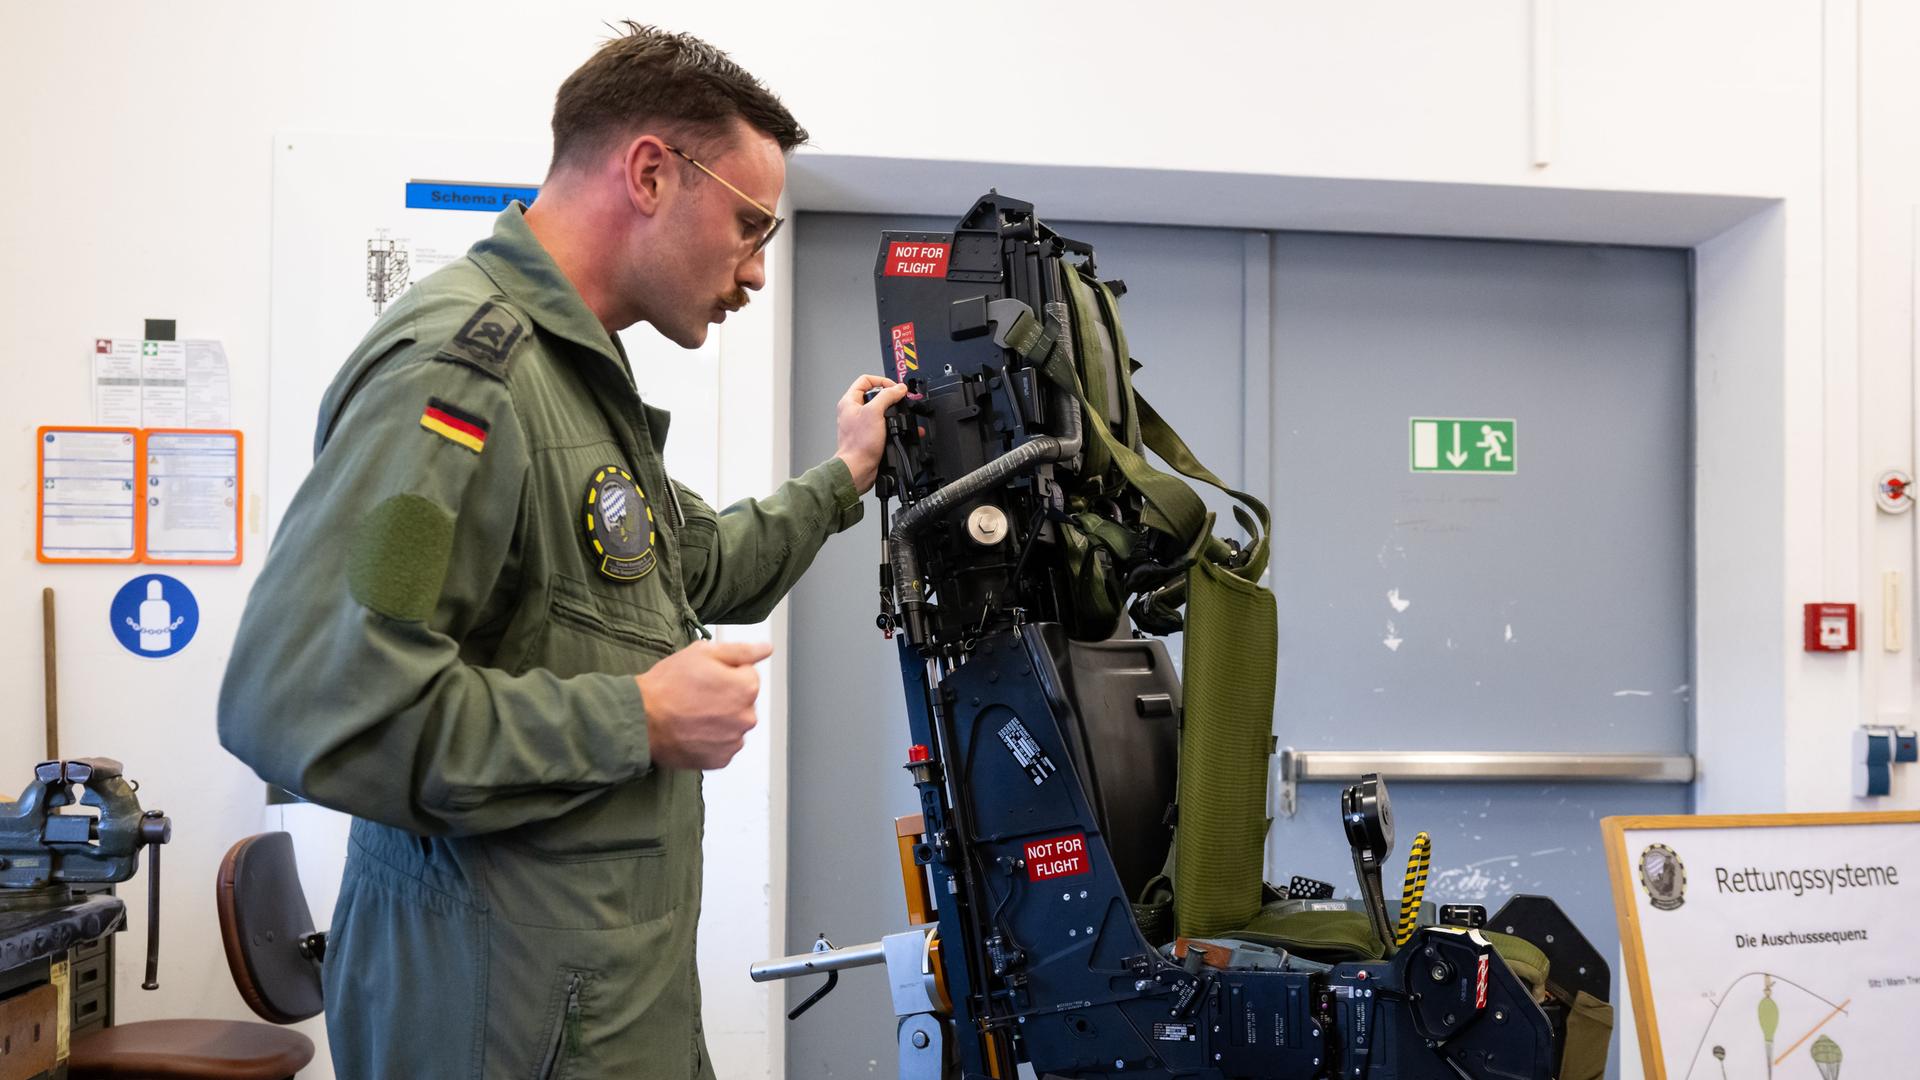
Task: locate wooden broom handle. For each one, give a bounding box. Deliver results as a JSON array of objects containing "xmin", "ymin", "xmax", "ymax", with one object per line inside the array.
[{"xmin": 42, "ymin": 587, "xmax": 58, "ymax": 760}]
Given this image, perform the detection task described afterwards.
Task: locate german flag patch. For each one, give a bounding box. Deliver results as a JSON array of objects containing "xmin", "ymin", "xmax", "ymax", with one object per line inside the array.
[{"xmin": 419, "ymin": 398, "xmax": 489, "ymax": 453}]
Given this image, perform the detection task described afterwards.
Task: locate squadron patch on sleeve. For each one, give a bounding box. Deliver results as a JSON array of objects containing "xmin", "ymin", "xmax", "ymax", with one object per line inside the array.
[
  {"xmin": 583, "ymin": 465, "xmax": 657, "ymax": 582},
  {"xmin": 419, "ymin": 397, "xmax": 490, "ymax": 453}
]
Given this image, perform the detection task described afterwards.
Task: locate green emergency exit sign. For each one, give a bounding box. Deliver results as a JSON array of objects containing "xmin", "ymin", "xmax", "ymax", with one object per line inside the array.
[{"xmin": 1410, "ymin": 418, "xmax": 1516, "ymax": 474}]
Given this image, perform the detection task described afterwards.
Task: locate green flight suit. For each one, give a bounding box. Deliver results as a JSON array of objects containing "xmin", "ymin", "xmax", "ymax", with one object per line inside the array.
[{"xmin": 218, "ymin": 204, "xmax": 861, "ymax": 1079}]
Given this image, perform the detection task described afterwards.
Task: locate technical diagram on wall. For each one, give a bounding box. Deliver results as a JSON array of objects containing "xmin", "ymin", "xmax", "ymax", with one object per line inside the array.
[
  {"xmin": 1604, "ymin": 813, "xmax": 1920, "ymax": 1080},
  {"xmin": 366, "ymin": 231, "xmax": 411, "ymax": 315},
  {"xmin": 269, "ymin": 132, "xmax": 547, "ymax": 535}
]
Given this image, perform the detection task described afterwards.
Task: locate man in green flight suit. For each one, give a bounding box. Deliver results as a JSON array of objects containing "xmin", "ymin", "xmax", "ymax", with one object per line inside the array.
[{"xmin": 218, "ymin": 25, "xmax": 907, "ymax": 1079}]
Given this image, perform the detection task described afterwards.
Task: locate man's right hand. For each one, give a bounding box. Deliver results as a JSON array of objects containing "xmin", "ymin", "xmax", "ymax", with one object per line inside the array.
[{"xmin": 636, "ymin": 640, "xmax": 772, "ymax": 771}]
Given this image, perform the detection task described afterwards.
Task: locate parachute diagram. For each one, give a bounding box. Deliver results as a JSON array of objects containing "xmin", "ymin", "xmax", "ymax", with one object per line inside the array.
[{"xmin": 1687, "ymin": 973, "xmax": 1847, "ymax": 1080}]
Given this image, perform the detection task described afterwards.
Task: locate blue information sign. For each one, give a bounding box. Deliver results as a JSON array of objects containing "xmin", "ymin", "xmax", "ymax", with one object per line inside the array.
[
  {"xmin": 404, "ymin": 181, "xmax": 540, "ymax": 212},
  {"xmin": 109, "ymin": 574, "xmax": 199, "ymax": 659}
]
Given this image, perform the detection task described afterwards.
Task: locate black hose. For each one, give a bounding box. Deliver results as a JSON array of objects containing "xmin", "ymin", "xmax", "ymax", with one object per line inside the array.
[{"xmin": 887, "ymin": 394, "xmax": 1084, "ymax": 631}]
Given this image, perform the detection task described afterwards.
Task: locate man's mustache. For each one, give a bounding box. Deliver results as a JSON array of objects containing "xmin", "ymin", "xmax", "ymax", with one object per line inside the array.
[{"xmin": 722, "ymin": 287, "xmax": 751, "ymax": 312}]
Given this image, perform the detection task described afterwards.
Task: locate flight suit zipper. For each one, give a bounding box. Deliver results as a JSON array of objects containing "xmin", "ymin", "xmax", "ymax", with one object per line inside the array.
[
  {"xmin": 585, "ymin": 363, "xmax": 705, "ymax": 649},
  {"xmin": 537, "ymin": 972, "xmax": 584, "ymax": 1080},
  {"xmin": 665, "ymin": 478, "xmax": 686, "ymax": 530}
]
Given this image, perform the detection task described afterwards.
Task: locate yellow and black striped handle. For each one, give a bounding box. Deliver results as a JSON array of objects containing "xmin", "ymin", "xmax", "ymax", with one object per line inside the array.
[{"xmin": 1394, "ymin": 831, "xmax": 1432, "ymax": 947}]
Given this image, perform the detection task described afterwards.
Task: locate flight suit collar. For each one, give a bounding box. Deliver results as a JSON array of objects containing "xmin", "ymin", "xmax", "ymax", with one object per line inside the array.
[
  {"xmin": 641, "ymin": 401, "xmax": 671, "ymax": 455},
  {"xmin": 469, "ymin": 203, "xmax": 626, "ymax": 370},
  {"xmin": 603, "ymin": 336, "xmax": 673, "ymax": 456},
  {"xmin": 474, "ymin": 204, "xmax": 674, "ymax": 459}
]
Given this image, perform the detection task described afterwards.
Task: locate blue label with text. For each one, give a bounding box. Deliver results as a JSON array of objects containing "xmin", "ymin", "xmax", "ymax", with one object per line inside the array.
[{"xmin": 405, "ymin": 181, "xmax": 540, "ymax": 212}]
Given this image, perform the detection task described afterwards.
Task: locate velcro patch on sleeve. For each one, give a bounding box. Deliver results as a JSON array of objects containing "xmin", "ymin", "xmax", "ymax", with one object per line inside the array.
[
  {"xmin": 420, "ymin": 397, "xmax": 490, "ymax": 453},
  {"xmin": 348, "ymin": 494, "xmax": 456, "ymax": 621}
]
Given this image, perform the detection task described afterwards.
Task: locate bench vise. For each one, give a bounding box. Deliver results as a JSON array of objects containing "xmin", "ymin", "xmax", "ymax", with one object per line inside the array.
[{"xmin": 0, "ymin": 759, "xmax": 170, "ymax": 987}]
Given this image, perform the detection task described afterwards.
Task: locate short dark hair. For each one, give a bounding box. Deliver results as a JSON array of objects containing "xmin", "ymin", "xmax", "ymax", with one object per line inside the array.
[{"xmin": 548, "ymin": 23, "xmax": 808, "ymax": 173}]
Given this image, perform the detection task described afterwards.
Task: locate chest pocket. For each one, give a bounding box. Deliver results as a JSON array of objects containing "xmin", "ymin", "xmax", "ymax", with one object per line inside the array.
[
  {"xmin": 546, "ymin": 572, "xmax": 679, "ymax": 661},
  {"xmin": 520, "ymin": 439, "xmax": 687, "ymax": 677}
]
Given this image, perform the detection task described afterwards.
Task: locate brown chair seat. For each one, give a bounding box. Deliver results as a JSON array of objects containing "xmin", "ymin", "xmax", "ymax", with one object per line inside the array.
[{"xmin": 69, "ymin": 1018, "xmax": 314, "ymax": 1079}]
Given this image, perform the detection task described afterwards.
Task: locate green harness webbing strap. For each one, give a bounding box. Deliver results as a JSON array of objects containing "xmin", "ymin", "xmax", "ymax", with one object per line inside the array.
[
  {"xmin": 1173, "ymin": 557, "xmax": 1278, "ymax": 936},
  {"xmin": 1123, "ymin": 346, "xmax": 1279, "ymax": 939},
  {"xmin": 1014, "ymin": 272, "xmax": 1276, "ymax": 579},
  {"xmin": 1132, "ymin": 384, "xmax": 1272, "ymax": 579},
  {"xmin": 1084, "ymin": 271, "xmax": 1143, "ymax": 454},
  {"xmin": 1561, "ymin": 990, "xmax": 1615, "ymax": 1080},
  {"xmin": 1005, "ymin": 276, "xmax": 1280, "ymax": 938},
  {"xmin": 1052, "ymin": 269, "xmax": 1206, "ymax": 545},
  {"xmin": 1130, "ymin": 840, "xmax": 1177, "ymax": 946},
  {"xmin": 1009, "ymin": 298, "xmax": 1210, "ymax": 635}
]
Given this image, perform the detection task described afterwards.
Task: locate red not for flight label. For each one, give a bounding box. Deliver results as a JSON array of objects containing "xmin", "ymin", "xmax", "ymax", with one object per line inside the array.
[
  {"xmin": 885, "ymin": 241, "xmax": 950, "ymax": 278},
  {"xmin": 1024, "ymin": 833, "xmax": 1090, "ymax": 881}
]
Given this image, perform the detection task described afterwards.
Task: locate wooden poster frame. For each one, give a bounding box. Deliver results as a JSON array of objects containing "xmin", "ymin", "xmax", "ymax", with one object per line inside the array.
[{"xmin": 1601, "ymin": 811, "xmax": 1920, "ymax": 1080}]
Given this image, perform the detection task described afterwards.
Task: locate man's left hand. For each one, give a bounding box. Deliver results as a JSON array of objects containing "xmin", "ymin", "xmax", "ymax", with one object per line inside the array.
[{"xmin": 834, "ymin": 374, "xmax": 910, "ymax": 495}]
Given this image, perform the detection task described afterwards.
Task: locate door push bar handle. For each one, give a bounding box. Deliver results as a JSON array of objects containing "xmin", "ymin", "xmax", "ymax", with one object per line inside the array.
[{"xmin": 1276, "ymin": 749, "xmax": 1695, "ymax": 817}]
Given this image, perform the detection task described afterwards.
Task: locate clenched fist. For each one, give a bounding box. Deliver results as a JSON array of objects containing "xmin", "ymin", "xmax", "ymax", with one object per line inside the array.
[
  {"xmin": 834, "ymin": 374, "xmax": 910, "ymax": 494},
  {"xmin": 636, "ymin": 640, "xmax": 772, "ymax": 771}
]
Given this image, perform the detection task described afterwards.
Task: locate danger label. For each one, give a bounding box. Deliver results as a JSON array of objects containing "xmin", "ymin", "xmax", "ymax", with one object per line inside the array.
[
  {"xmin": 885, "ymin": 241, "xmax": 950, "ymax": 278},
  {"xmin": 1475, "ymin": 953, "xmax": 1490, "ymax": 1008},
  {"xmin": 1024, "ymin": 833, "xmax": 1089, "ymax": 881},
  {"xmin": 889, "ymin": 322, "xmax": 918, "ymax": 382}
]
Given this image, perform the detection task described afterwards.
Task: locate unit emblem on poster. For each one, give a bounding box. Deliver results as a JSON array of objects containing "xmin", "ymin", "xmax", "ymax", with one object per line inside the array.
[{"xmin": 1638, "ymin": 843, "xmax": 1686, "ymax": 911}]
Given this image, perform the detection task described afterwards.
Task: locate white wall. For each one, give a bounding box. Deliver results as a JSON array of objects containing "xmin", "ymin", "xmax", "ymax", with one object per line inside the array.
[{"xmin": 3, "ymin": 2, "xmax": 1915, "ymax": 1077}]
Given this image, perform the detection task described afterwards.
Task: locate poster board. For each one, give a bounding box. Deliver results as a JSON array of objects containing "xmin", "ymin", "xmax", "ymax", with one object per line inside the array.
[
  {"xmin": 1604, "ymin": 812, "xmax": 1920, "ymax": 1080},
  {"xmin": 37, "ymin": 427, "xmax": 243, "ymax": 564},
  {"xmin": 37, "ymin": 426, "xmax": 139, "ymax": 563},
  {"xmin": 141, "ymin": 429, "xmax": 243, "ymax": 565}
]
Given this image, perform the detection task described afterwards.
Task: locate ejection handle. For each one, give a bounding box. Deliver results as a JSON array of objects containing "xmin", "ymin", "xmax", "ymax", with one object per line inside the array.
[{"xmin": 1342, "ymin": 775, "xmax": 1398, "ymax": 960}]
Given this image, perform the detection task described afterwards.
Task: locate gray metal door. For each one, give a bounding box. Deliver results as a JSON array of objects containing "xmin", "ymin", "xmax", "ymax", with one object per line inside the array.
[
  {"xmin": 1263, "ymin": 235, "xmax": 1690, "ymax": 985},
  {"xmin": 785, "ymin": 215, "xmax": 1689, "ymax": 1077}
]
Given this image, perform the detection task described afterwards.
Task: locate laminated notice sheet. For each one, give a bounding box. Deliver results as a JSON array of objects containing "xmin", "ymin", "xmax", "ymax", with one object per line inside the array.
[
  {"xmin": 38, "ymin": 427, "xmax": 138, "ymax": 563},
  {"xmin": 91, "ymin": 338, "xmax": 232, "ymax": 427},
  {"xmin": 143, "ymin": 429, "xmax": 242, "ymax": 564}
]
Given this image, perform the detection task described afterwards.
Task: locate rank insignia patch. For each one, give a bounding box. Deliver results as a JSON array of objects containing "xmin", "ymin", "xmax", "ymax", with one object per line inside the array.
[
  {"xmin": 453, "ymin": 301, "xmax": 525, "ymax": 362},
  {"xmin": 419, "ymin": 398, "xmax": 489, "ymax": 453},
  {"xmin": 583, "ymin": 464, "xmax": 656, "ymax": 582},
  {"xmin": 434, "ymin": 299, "xmax": 527, "ymax": 380}
]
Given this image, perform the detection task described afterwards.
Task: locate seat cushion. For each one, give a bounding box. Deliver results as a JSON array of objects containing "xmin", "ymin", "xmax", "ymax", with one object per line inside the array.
[{"xmin": 70, "ymin": 1019, "xmax": 314, "ymax": 1079}]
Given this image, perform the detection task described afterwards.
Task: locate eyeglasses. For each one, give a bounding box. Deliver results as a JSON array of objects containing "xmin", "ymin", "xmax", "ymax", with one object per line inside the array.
[{"xmin": 663, "ymin": 143, "xmax": 784, "ymax": 255}]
